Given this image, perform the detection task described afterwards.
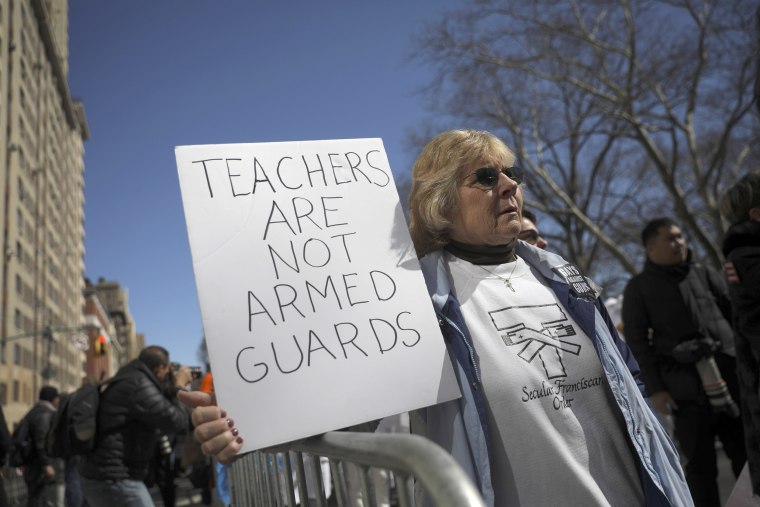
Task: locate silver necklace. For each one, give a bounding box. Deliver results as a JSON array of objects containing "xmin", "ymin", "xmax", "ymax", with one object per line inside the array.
[{"xmin": 477, "ymin": 260, "xmax": 519, "ymax": 292}]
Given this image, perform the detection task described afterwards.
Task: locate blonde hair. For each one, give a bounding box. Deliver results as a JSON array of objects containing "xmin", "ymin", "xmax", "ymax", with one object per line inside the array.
[
  {"xmin": 408, "ymin": 130, "xmax": 515, "ymax": 256},
  {"xmin": 719, "ymin": 170, "xmax": 760, "ymax": 224}
]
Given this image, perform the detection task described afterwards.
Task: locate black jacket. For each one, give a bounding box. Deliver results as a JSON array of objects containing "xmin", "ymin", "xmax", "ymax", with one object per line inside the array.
[
  {"xmin": 26, "ymin": 401, "xmax": 58, "ymax": 467},
  {"xmin": 79, "ymin": 359, "xmax": 190, "ymax": 481},
  {"xmin": 723, "ymin": 219, "xmax": 760, "ymax": 495},
  {"xmin": 622, "ymin": 254, "xmax": 737, "ymax": 402}
]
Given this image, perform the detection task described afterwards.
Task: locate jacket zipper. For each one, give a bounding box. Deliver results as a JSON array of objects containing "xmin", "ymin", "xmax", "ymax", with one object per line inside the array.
[{"xmin": 439, "ymin": 313, "xmax": 482, "ymax": 388}]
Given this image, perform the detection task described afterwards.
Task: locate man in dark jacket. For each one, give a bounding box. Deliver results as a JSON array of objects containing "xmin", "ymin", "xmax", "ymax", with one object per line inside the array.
[
  {"xmin": 622, "ymin": 217, "xmax": 746, "ymax": 507},
  {"xmin": 21, "ymin": 386, "xmax": 64, "ymax": 507},
  {"xmin": 720, "ymin": 171, "xmax": 760, "ymax": 499},
  {"xmin": 79, "ymin": 346, "xmax": 191, "ymax": 507}
]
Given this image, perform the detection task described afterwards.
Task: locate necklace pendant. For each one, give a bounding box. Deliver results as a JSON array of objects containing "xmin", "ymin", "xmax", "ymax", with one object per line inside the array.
[{"xmin": 504, "ymin": 280, "xmax": 515, "ymax": 292}]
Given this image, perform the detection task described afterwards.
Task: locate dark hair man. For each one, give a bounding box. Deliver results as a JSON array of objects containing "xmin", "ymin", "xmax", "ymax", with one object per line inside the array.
[
  {"xmin": 78, "ymin": 346, "xmax": 192, "ymax": 507},
  {"xmin": 518, "ymin": 209, "xmax": 548, "ymax": 249},
  {"xmin": 622, "ymin": 217, "xmax": 746, "ymax": 507},
  {"xmin": 19, "ymin": 385, "xmax": 63, "ymax": 507}
]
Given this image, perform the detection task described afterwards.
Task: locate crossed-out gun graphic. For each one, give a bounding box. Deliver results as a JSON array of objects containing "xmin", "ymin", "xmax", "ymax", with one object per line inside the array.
[{"xmin": 489, "ymin": 303, "xmax": 579, "ymax": 379}]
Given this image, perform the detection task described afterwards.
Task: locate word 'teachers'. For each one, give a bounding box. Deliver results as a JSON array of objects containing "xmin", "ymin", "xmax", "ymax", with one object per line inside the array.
[{"xmin": 193, "ymin": 149, "xmax": 390, "ymax": 198}]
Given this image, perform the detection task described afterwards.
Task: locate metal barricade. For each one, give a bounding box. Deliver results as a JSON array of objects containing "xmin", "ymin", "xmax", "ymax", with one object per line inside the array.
[{"xmin": 229, "ymin": 431, "xmax": 486, "ymax": 507}]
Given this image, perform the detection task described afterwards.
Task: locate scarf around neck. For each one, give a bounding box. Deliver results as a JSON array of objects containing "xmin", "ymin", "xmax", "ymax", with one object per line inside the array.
[{"xmin": 444, "ymin": 239, "xmax": 517, "ymax": 265}]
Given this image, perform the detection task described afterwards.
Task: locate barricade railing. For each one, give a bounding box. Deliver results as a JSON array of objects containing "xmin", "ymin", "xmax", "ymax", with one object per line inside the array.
[{"xmin": 229, "ymin": 431, "xmax": 486, "ymax": 507}]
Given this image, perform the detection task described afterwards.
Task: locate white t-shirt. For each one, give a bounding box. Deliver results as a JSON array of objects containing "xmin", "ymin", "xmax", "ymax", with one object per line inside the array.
[{"xmin": 446, "ymin": 252, "xmax": 644, "ymax": 507}]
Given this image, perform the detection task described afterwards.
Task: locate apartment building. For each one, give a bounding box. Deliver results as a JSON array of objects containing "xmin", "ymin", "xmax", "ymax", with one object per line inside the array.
[
  {"xmin": 93, "ymin": 277, "xmax": 142, "ymax": 364},
  {"xmin": 0, "ymin": 0, "xmax": 88, "ymax": 424}
]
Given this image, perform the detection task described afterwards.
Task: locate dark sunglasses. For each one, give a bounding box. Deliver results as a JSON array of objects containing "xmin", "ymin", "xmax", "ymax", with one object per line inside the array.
[{"xmin": 470, "ymin": 166, "xmax": 524, "ymax": 187}]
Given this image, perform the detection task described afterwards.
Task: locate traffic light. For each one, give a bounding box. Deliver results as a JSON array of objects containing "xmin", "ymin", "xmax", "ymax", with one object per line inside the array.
[{"xmin": 95, "ymin": 335, "xmax": 107, "ymax": 356}]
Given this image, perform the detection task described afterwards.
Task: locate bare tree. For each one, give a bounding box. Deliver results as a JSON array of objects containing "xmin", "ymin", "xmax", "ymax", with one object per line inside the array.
[{"xmin": 412, "ymin": 0, "xmax": 759, "ymax": 291}]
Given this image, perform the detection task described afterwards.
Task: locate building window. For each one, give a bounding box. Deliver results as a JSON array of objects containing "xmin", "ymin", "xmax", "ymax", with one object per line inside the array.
[
  {"xmin": 14, "ymin": 309, "xmax": 21, "ymax": 330},
  {"xmin": 13, "ymin": 344, "xmax": 20, "ymax": 365},
  {"xmin": 12, "ymin": 381, "xmax": 19, "ymax": 402},
  {"xmin": 15, "ymin": 274, "xmax": 21, "ymax": 294},
  {"xmin": 16, "ymin": 208, "xmax": 23, "ymax": 230},
  {"xmin": 0, "ymin": 383, "xmax": 6, "ymax": 405}
]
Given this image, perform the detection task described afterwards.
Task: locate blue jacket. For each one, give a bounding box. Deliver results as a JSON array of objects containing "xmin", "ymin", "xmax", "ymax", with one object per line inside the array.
[{"xmin": 417, "ymin": 244, "xmax": 693, "ymax": 507}]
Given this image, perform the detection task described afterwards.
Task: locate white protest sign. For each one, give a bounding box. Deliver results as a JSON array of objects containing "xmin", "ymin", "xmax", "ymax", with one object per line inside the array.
[{"xmin": 176, "ymin": 138, "xmax": 460, "ymax": 452}]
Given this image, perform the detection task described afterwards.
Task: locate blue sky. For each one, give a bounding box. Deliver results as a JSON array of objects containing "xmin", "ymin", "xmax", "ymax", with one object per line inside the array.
[{"xmin": 68, "ymin": 1, "xmax": 462, "ymax": 366}]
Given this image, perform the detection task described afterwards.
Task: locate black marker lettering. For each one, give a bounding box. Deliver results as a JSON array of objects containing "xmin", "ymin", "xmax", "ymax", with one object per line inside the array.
[
  {"xmin": 263, "ymin": 200, "xmax": 296, "ymax": 241},
  {"xmin": 192, "ymin": 158, "xmax": 224, "ymax": 198},
  {"xmin": 268, "ymin": 242, "xmax": 299, "ymax": 280},
  {"xmin": 366, "ymin": 150, "xmax": 390, "ymax": 187},
  {"xmin": 276, "ymin": 156, "xmax": 302, "ymax": 190},
  {"xmin": 305, "ymin": 276, "xmax": 342, "ymax": 312},
  {"xmin": 342, "ymin": 273, "xmax": 368, "ymax": 306},
  {"xmin": 272, "ymin": 336, "xmax": 304, "ymax": 374},
  {"xmin": 225, "ymin": 158, "xmax": 250, "ymax": 197},
  {"xmin": 252, "ymin": 158, "xmax": 276, "ymax": 194},
  {"xmin": 329, "ymin": 153, "xmax": 352, "ymax": 185},
  {"xmin": 397, "ymin": 311, "xmax": 421, "ymax": 347},
  {"xmin": 292, "ymin": 197, "xmax": 322, "ymax": 234},
  {"xmin": 236, "ymin": 347, "xmax": 269, "ymax": 383},
  {"xmin": 370, "ymin": 318, "xmax": 397, "ymax": 354},
  {"xmin": 321, "ymin": 196, "xmax": 348, "ymax": 228},
  {"xmin": 334, "ymin": 322, "xmax": 368, "ymax": 359},
  {"xmin": 369, "ymin": 270, "xmax": 396, "ymax": 301},
  {"xmin": 345, "ymin": 151, "xmax": 372, "ymax": 183},
  {"xmin": 248, "ymin": 291, "xmax": 276, "ymax": 328},
  {"xmin": 330, "ymin": 232, "xmax": 356, "ymax": 262},
  {"xmin": 307, "ymin": 330, "xmax": 337, "ymax": 366},
  {"xmin": 274, "ymin": 284, "xmax": 305, "ymax": 322},
  {"xmin": 302, "ymin": 238, "xmax": 331, "ymax": 268},
  {"xmin": 304, "ymin": 154, "xmax": 327, "ymax": 187}
]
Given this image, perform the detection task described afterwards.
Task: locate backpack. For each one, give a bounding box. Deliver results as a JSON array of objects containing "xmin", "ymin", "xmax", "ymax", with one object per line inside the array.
[
  {"xmin": 9, "ymin": 416, "xmax": 34, "ymax": 467},
  {"xmin": 45, "ymin": 381, "xmax": 108, "ymax": 459}
]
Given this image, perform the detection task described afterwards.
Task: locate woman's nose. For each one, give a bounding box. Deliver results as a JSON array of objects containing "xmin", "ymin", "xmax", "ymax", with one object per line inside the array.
[{"xmin": 497, "ymin": 172, "xmax": 519, "ymax": 195}]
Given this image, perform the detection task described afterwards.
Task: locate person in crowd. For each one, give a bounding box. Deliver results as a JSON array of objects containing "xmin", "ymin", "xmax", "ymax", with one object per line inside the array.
[
  {"xmin": 719, "ymin": 170, "xmax": 760, "ymax": 500},
  {"xmin": 518, "ymin": 208, "xmax": 548, "ymax": 249},
  {"xmin": 1, "ymin": 404, "xmax": 14, "ymax": 506},
  {"xmin": 64, "ymin": 377, "xmax": 97, "ymax": 507},
  {"xmin": 20, "ymin": 386, "xmax": 64, "ymax": 507},
  {"xmin": 145, "ymin": 366, "xmax": 184, "ymax": 507},
  {"xmin": 179, "ymin": 130, "xmax": 692, "ymax": 506},
  {"xmin": 78, "ymin": 346, "xmax": 192, "ymax": 507},
  {"xmin": 622, "ymin": 217, "xmax": 746, "ymax": 507}
]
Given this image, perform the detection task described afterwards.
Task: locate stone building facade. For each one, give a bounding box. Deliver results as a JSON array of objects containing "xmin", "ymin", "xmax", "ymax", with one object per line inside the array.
[{"xmin": 0, "ymin": 0, "xmax": 88, "ymax": 424}]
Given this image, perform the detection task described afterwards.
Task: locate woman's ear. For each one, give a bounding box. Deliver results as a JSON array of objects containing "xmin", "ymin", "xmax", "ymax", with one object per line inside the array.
[{"xmin": 749, "ymin": 207, "xmax": 760, "ymax": 222}]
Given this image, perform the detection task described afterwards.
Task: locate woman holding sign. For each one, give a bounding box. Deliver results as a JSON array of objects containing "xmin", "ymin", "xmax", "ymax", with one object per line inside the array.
[{"xmin": 180, "ymin": 130, "xmax": 691, "ymax": 506}]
